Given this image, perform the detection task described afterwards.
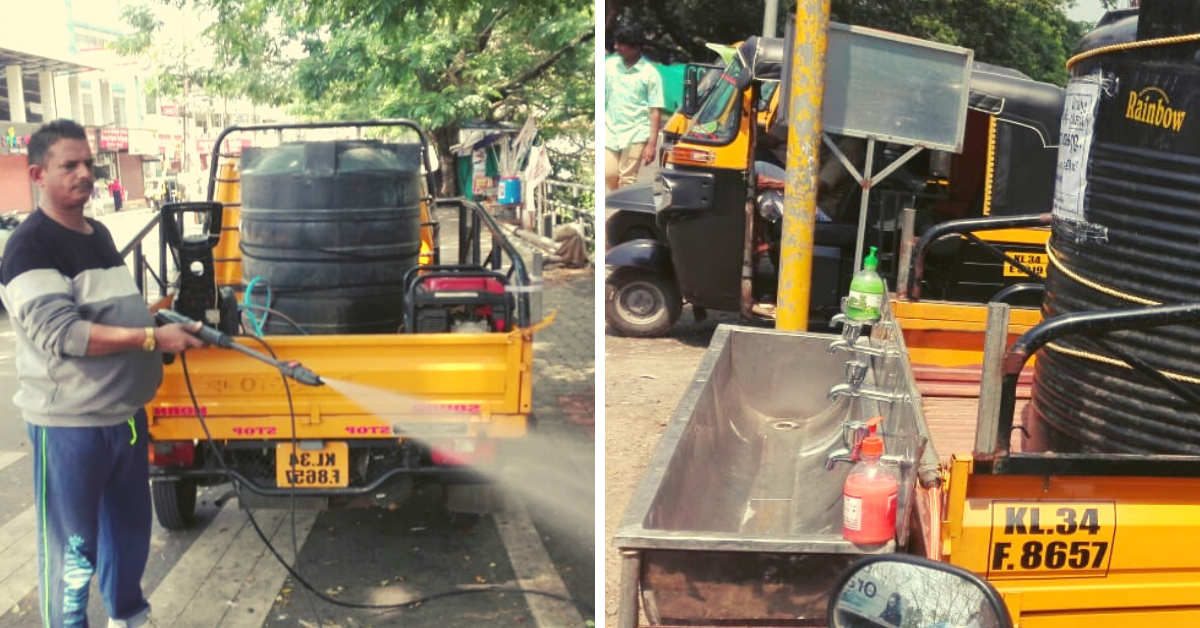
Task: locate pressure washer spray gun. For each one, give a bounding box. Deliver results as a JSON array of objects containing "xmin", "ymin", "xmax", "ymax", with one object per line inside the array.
[{"xmin": 155, "ymin": 309, "xmax": 325, "ymax": 387}]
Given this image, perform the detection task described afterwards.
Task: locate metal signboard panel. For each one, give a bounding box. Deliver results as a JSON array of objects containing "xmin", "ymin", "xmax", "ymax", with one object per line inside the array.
[{"xmin": 822, "ymin": 23, "xmax": 973, "ymax": 152}]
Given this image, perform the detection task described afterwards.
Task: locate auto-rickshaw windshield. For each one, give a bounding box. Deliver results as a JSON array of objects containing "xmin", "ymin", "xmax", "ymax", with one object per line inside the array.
[{"xmin": 681, "ymin": 59, "xmax": 744, "ymax": 146}]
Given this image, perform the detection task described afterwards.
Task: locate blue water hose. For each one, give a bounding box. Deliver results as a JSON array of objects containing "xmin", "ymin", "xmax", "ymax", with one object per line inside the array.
[{"xmin": 242, "ymin": 276, "xmax": 272, "ymax": 336}]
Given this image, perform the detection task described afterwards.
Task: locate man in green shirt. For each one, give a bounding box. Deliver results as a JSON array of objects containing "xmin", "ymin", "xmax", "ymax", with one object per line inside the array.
[{"xmin": 605, "ymin": 25, "xmax": 665, "ymax": 191}]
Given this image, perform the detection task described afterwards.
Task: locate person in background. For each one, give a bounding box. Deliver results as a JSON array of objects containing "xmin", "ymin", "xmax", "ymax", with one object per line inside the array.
[
  {"xmin": 0, "ymin": 119, "xmax": 204, "ymax": 628},
  {"xmin": 108, "ymin": 177, "xmax": 124, "ymax": 212},
  {"xmin": 755, "ymin": 132, "xmax": 867, "ymax": 223},
  {"xmin": 605, "ymin": 23, "xmax": 665, "ymax": 191}
]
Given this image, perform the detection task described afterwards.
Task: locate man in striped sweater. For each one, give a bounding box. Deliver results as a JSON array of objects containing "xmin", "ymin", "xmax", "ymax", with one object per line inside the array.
[{"xmin": 0, "ymin": 119, "xmax": 203, "ymax": 628}]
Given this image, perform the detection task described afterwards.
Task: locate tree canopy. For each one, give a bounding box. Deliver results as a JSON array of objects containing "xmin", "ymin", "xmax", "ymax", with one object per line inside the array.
[
  {"xmin": 606, "ymin": 0, "xmax": 1122, "ymax": 85},
  {"xmin": 118, "ymin": 0, "xmax": 595, "ymax": 192}
]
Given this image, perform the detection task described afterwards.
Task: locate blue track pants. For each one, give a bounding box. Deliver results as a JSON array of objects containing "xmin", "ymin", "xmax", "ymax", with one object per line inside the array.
[{"xmin": 28, "ymin": 409, "xmax": 152, "ymax": 628}]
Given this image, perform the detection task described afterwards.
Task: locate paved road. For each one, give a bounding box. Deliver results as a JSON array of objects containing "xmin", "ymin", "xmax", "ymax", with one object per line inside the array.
[
  {"xmin": 0, "ymin": 205, "xmax": 596, "ymax": 628},
  {"xmin": 602, "ymin": 306, "xmax": 741, "ymax": 627}
]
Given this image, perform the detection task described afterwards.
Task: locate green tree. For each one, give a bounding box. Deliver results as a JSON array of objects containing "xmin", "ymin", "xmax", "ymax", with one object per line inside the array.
[
  {"xmin": 606, "ymin": 0, "xmax": 1121, "ymax": 85},
  {"xmin": 112, "ymin": 5, "xmax": 203, "ymax": 104},
  {"xmin": 173, "ymin": 0, "xmax": 594, "ymax": 194},
  {"xmin": 114, "ymin": 4, "xmax": 293, "ymax": 106}
]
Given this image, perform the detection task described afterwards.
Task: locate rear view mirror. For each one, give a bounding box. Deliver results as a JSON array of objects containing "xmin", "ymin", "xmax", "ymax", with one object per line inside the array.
[
  {"xmin": 829, "ymin": 555, "xmax": 1012, "ymax": 628},
  {"xmin": 682, "ymin": 64, "xmax": 722, "ymax": 117},
  {"xmin": 682, "ymin": 65, "xmax": 702, "ymax": 116}
]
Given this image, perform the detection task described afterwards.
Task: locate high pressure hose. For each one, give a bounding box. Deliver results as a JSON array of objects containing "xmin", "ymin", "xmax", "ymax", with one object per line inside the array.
[
  {"xmin": 155, "ymin": 309, "xmax": 323, "ymax": 386},
  {"xmin": 166, "ymin": 318, "xmax": 595, "ymax": 623}
]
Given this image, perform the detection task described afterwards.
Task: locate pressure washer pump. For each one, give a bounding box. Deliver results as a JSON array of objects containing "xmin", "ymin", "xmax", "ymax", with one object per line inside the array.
[{"xmin": 161, "ymin": 203, "xmax": 221, "ymax": 320}]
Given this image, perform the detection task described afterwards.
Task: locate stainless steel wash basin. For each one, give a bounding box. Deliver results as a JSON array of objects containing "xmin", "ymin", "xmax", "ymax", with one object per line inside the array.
[{"xmin": 615, "ymin": 322, "xmax": 937, "ymax": 626}]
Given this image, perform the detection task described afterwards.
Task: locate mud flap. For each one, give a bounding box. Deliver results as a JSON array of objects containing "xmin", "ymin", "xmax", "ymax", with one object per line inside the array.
[{"xmin": 445, "ymin": 484, "xmax": 507, "ymax": 515}]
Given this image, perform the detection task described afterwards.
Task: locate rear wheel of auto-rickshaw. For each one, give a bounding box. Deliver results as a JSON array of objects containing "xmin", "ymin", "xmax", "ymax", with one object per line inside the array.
[
  {"xmin": 151, "ymin": 478, "xmax": 197, "ymax": 530},
  {"xmin": 605, "ymin": 268, "xmax": 681, "ymax": 337}
]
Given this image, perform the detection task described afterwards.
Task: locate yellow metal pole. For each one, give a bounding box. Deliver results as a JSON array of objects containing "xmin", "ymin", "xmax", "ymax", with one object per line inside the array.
[{"xmin": 776, "ymin": 0, "xmax": 832, "ymax": 331}]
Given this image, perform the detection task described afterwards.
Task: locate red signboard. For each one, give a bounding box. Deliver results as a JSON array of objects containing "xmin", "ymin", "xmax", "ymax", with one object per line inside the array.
[
  {"xmin": 98, "ymin": 128, "xmax": 129, "ymax": 151},
  {"xmin": 196, "ymin": 138, "xmax": 253, "ymax": 155},
  {"xmin": 157, "ymin": 134, "xmax": 182, "ymax": 156},
  {"xmin": 160, "ymin": 104, "xmax": 179, "ymax": 117}
]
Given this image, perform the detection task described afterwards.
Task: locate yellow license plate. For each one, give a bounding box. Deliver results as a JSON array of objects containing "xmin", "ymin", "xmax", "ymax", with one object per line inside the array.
[
  {"xmin": 987, "ymin": 501, "xmax": 1116, "ymax": 579},
  {"xmin": 1003, "ymin": 252, "xmax": 1048, "ymax": 277},
  {"xmin": 275, "ymin": 442, "xmax": 349, "ymax": 488}
]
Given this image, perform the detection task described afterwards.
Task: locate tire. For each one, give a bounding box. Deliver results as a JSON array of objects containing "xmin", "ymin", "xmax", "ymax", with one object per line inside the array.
[
  {"xmin": 605, "ymin": 269, "xmax": 682, "ymax": 337},
  {"xmin": 152, "ymin": 478, "xmax": 198, "ymax": 530}
]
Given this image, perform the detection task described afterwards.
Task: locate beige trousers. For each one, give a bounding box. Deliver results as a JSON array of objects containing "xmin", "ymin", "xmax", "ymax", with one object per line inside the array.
[{"xmin": 604, "ymin": 143, "xmax": 646, "ymax": 191}]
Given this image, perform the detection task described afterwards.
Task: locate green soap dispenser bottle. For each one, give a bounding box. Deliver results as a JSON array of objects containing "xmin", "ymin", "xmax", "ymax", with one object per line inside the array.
[{"xmin": 845, "ymin": 246, "xmax": 884, "ymax": 322}]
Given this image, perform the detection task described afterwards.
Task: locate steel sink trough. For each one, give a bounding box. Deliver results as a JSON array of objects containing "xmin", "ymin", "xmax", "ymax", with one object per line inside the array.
[{"xmin": 615, "ymin": 322, "xmax": 938, "ymax": 627}]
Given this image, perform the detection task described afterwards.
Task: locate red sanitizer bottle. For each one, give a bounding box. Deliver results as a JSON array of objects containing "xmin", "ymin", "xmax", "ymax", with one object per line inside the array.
[{"xmin": 842, "ymin": 417, "xmax": 899, "ymax": 544}]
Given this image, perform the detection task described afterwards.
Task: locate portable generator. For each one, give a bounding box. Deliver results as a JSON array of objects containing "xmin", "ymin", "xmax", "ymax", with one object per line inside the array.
[{"xmin": 403, "ymin": 266, "xmax": 511, "ymax": 333}]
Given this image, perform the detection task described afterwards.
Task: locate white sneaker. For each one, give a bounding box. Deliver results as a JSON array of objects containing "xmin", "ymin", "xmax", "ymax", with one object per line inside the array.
[{"xmin": 108, "ymin": 607, "xmax": 153, "ymax": 628}]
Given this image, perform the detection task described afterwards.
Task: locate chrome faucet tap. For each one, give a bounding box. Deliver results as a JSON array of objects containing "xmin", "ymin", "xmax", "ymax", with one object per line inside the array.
[
  {"xmin": 825, "ymin": 448, "xmax": 857, "ymax": 470},
  {"xmin": 829, "ymin": 313, "xmax": 865, "ymax": 344},
  {"xmin": 828, "ymin": 335, "xmax": 900, "ymax": 358},
  {"xmin": 827, "ymin": 382, "xmax": 908, "ymax": 404},
  {"xmin": 844, "ymin": 359, "xmax": 869, "ymax": 389},
  {"xmin": 825, "ymin": 421, "xmax": 871, "ymax": 470}
]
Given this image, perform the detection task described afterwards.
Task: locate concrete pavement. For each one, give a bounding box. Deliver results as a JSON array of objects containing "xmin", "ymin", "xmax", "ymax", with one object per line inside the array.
[{"xmin": 490, "ymin": 213, "xmax": 598, "ymax": 615}]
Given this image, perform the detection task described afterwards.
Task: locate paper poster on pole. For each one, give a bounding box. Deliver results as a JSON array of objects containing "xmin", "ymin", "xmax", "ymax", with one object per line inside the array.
[
  {"xmin": 472, "ymin": 148, "xmax": 491, "ymax": 197},
  {"xmin": 1052, "ymin": 74, "xmax": 1101, "ymax": 223}
]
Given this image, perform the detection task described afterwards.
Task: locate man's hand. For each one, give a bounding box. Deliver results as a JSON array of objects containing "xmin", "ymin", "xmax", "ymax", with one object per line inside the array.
[
  {"xmin": 644, "ymin": 107, "xmax": 662, "ymax": 165},
  {"xmin": 641, "ymin": 142, "xmax": 657, "ymax": 165},
  {"xmin": 156, "ymin": 322, "xmax": 206, "ymax": 354}
]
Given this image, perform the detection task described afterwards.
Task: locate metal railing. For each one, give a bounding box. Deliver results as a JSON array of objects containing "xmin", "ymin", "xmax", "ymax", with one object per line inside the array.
[
  {"xmin": 531, "ymin": 178, "xmax": 595, "ymax": 242},
  {"xmin": 115, "ymin": 212, "xmax": 172, "ymax": 304}
]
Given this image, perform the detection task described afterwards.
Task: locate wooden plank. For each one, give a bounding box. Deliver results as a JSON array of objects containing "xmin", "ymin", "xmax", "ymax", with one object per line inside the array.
[
  {"xmin": 917, "ymin": 382, "xmax": 1031, "ymax": 399},
  {"xmin": 911, "ymin": 365, "xmax": 1034, "ymax": 385},
  {"xmin": 921, "ymin": 396, "xmax": 1030, "ymax": 463}
]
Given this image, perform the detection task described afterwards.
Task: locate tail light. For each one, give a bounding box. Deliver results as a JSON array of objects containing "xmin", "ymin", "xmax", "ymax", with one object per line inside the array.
[
  {"xmin": 149, "ymin": 441, "xmax": 195, "ymax": 468},
  {"xmin": 430, "ymin": 438, "xmax": 496, "ymax": 467}
]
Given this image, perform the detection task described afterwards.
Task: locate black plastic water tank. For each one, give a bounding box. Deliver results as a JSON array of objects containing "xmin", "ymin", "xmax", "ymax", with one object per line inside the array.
[
  {"xmin": 1031, "ymin": 0, "xmax": 1200, "ymax": 454},
  {"xmin": 239, "ymin": 140, "xmax": 423, "ymax": 334}
]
